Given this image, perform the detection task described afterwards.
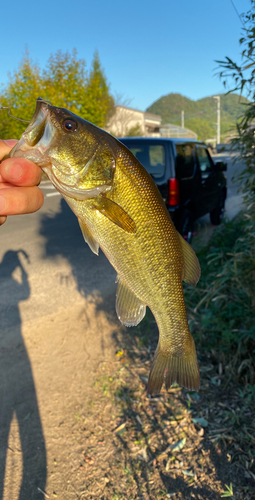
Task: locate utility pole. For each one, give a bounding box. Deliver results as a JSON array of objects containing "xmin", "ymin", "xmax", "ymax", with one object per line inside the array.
[
  {"xmin": 213, "ymin": 95, "xmax": 220, "ymax": 144},
  {"xmin": 181, "ymin": 110, "xmax": 184, "ymax": 128}
]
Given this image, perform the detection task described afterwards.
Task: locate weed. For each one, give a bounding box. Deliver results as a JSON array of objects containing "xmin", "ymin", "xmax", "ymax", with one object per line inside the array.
[
  {"xmin": 186, "ymin": 214, "xmax": 255, "ymax": 384},
  {"xmin": 221, "ymin": 483, "xmax": 233, "ymax": 497}
]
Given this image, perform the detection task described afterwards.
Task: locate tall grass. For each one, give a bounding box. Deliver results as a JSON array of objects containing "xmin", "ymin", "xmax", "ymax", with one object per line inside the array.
[{"xmin": 185, "ymin": 212, "xmax": 255, "ymax": 385}]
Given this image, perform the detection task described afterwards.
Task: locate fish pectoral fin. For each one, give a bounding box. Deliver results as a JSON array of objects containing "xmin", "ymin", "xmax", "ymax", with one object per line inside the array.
[
  {"xmin": 93, "ymin": 196, "xmax": 136, "ymax": 234},
  {"xmin": 177, "ymin": 232, "xmax": 201, "ymax": 286},
  {"xmin": 147, "ymin": 332, "xmax": 200, "ymax": 396},
  {"xmin": 78, "ymin": 218, "xmax": 99, "ymax": 255},
  {"xmin": 116, "ymin": 278, "xmax": 146, "ymax": 326}
]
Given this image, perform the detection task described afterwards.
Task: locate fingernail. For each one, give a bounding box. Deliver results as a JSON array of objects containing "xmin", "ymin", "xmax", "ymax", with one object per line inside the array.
[
  {"xmin": 6, "ymin": 161, "xmax": 23, "ymax": 180},
  {"xmin": 0, "ymin": 195, "xmax": 7, "ymax": 213},
  {"xmin": 3, "ymin": 139, "xmax": 17, "ymax": 147}
]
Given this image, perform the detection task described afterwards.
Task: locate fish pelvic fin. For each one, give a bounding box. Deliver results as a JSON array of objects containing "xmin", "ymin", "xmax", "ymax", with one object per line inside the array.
[
  {"xmin": 78, "ymin": 217, "xmax": 99, "ymax": 255},
  {"xmin": 177, "ymin": 232, "xmax": 201, "ymax": 286},
  {"xmin": 147, "ymin": 334, "xmax": 200, "ymax": 396}
]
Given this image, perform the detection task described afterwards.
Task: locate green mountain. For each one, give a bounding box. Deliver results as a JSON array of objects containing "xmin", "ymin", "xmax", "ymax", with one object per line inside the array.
[{"xmin": 146, "ymin": 93, "xmax": 250, "ymax": 142}]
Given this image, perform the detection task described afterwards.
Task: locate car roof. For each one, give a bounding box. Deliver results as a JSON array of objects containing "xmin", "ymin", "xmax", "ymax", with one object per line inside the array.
[{"xmin": 119, "ymin": 137, "xmax": 205, "ymax": 145}]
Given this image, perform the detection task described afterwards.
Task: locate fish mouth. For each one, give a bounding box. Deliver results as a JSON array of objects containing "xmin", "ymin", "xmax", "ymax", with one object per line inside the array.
[
  {"xmin": 10, "ymin": 98, "xmax": 55, "ymax": 167},
  {"xmin": 10, "ymin": 98, "xmax": 112, "ymax": 201}
]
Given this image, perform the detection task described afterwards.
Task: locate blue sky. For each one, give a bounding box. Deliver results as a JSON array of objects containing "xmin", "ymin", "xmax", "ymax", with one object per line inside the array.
[{"xmin": 1, "ymin": 0, "xmax": 251, "ymax": 111}]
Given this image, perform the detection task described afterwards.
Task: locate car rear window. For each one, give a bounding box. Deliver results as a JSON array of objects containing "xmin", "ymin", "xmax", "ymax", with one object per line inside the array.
[
  {"xmin": 196, "ymin": 146, "xmax": 214, "ymax": 179},
  {"xmin": 175, "ymin": 144, "xmax": 195, "ymax": 179},
  {"xmin": 127, "ymin": 144, "xmax": 166, "ymax": 178}
]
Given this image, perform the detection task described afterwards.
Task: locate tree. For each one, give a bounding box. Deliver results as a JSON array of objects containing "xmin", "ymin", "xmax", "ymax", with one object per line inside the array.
[
  {"xmin": 126, "ymin": 124, "xmax": 143, "ymax": 136},
  {"xmin": 216, "ymin": 0, "xmax": 255, "ymax": 203},
  {"xmin": 0, "ymin": 49, "xmax": 114, "ymax": 139},
  {"xmin": 214, "ymin": 0, "xmax": 255, "ymax": 368},
  {"xmin": 80, "ymin": 51, "xmax": 114, "ymax": 128},
  {"xmin": 42, "ymin": 49, "xmax": 87, "ymax": 113},
  {"xmin": 0, "ymin": 53, "xmax": 43, "ymax": 139}
]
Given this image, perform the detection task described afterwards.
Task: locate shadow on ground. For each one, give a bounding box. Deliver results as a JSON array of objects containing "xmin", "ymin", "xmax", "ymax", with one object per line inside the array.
[
  {"xmin": 37, "ymin": 198, "xmax": 250, "ymax": 499},
  {"xmin": 39, "ymin": 197, "xmax": 116, "ymax": 299},
  {"xmin": 0, "ymin": 250, "xmax": 47, "ymax": 500}
]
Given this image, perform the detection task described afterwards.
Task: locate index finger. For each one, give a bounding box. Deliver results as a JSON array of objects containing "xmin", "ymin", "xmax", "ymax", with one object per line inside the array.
[
  {"xmin": 0, "ymin": 157, "xmax": 42, "ymax": 187},
  {"xmin": 0, "ymin": 139, "xmax": 18, "ymax": 160}
]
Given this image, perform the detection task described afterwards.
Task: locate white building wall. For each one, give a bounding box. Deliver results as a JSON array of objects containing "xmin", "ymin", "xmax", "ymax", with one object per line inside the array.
[{"xmin": 106, "ymin": 106, "xmax": 145, "ymax": 137}]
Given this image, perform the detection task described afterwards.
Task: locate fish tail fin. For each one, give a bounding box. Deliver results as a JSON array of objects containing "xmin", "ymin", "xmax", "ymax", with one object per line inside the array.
[{"xmin": 147, "ymin": 334, "xmax": 200, "ymax": 396}]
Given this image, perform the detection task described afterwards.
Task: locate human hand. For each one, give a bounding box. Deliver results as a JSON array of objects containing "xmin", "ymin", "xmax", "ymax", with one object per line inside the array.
[{"xmin": 0, "ymin": 140, "xmax": 44, "ymax": 226}]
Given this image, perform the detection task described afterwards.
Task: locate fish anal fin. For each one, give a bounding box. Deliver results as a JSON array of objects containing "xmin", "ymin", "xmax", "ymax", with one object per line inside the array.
[
  {"xmin": 147, "ymin": 333, "xmax": 200, "ymax": 396},
  {"xmin": 177, "ymin": 232, "xmax": 201, "ymax": 286},
  {"xmin": 116, "ymin": 279, "xmax": 146, "ymax": 327},
  {"xmin": 78, "ymin": 217, "xmax": 99, "ymax": 255},
  {"xmin": 93, "ymin": 196, "xmax": 136, "ymax": 234}
]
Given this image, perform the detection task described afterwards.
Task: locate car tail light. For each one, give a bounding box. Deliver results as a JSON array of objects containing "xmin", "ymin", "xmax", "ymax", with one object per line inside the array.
[{"xmin": 169, "ymin": 178, "xmax": 179, "ymax": 206}]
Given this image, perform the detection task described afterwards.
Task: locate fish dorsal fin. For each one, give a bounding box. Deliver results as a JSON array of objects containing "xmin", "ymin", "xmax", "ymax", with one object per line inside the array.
[
  {"xmin": 93, "ymin": 196, "xmax": 136, "ymax": 234},
  {"xmin": 177, "ymin": 232, "xmax": 201, "ymax": 286},
  {"xmin": 78, "ymin": 217, "xmax": 99, "ymax": 255},
  {"xmin": 116, "ymin": 278, "xmax": 146, "ymax": 326}
]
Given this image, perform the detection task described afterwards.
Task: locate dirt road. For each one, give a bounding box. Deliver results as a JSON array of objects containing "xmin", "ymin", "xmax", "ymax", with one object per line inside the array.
[{"xmin": 0, "ymin": 196, "xmax": 121, "ymax": 499}]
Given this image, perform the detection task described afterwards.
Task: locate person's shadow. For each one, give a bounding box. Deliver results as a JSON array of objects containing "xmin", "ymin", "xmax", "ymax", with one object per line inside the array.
[{"xmin": 0, "ymin": 250, "xmax": 47, "ymax": 499}]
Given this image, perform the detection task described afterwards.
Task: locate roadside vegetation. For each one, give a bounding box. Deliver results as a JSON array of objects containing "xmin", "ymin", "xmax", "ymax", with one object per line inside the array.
[
  {"xmin": 185, "ymin": 213, "xmax": 255, "ymax": 387},
  {"xmin": 201, "ymin": 0, "xmax": 255, "ymax": 381}
]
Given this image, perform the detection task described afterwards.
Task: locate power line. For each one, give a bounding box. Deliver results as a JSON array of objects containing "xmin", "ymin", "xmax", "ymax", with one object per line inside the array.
[
  {"xmin": 170, "ymin": 110, "xmax": 208, "ymax": 122},
  {"xmin": 230, "ymin": 0, "xmax": 245, "ymax": 26}
]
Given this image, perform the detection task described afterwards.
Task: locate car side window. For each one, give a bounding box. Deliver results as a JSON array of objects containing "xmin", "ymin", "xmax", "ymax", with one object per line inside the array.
[
  {"xmin": 196, "ymin": 147, "xmax": 214, "ymax": 179},
  {"xmin": 176, "ymin": 144, "xmax": 195, "ymax": 179},
  {"xmin": 129, "ymin": 145, "xmax": 165, "ymax": 178}
]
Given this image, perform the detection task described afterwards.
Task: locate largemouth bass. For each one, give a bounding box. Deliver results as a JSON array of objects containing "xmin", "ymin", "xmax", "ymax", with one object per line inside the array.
[{"xmin": 8, "ymin": 98, "xmax": 201, "ymax": 395}]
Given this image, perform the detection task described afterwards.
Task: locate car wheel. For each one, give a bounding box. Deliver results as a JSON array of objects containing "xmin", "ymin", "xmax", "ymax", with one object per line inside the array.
[
  {"xmin": 179, "ymin": 209, "xmax": 194, "ymax": 244},
  {"xmin": 210, "ymin": 193, "xmax": 225, "ymax": 225}
]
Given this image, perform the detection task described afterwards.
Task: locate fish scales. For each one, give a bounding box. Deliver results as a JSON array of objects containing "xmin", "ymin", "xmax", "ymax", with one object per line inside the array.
[
  {"xmin": 7, "ymin": 98, "xmax": 201, "ymax": 395},
  {"xmin": 70, "ymin": 152, "xmax": 184, "ymax": 313}
]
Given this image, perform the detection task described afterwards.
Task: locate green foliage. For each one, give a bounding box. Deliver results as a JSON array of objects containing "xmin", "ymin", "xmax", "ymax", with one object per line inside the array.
[
  {"xmin": 146, "ymin": 92, "xmax": 249, "ymax": 141},
  {"xmin": 79, "ymin": 50, "xmax": 114, "ymax": 128},
  {"xmin": 217, "ymin": 0, "xmax": 255, "ymax": 199},
  {"xmin": 184, "ymin": 0, "xmax": 255, "ymax": 385},
  {"xmin": 0, "ymin": 49, "xmax": 114, "ymax": 139},
  {"xmin": 221, "ymin": 483, "xmax": 233, "ymax": 497},
  {"xmin": 126, "ymin": 123, "xmax": 143, "ymax": 136},
  {"xmin": 216, "ymin": 1, "xmax": 255, "ymax": 98},
  {"xmin": 42, "ymin": 49, "xmax": 87, "ymax": 112},
  {"xmin": 0, "ymin": 54, "xmax": 43, "ymax": 139},
  {"xmin": 185, "ymin": 214, "xmax": 255, "ymax": 383}
]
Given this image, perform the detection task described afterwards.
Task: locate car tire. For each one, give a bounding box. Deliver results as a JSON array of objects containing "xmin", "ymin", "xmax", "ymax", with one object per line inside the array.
[
  {"xmin": 179, "ymin": 209, "xmax": 194, "ymax": 244},
  {"xmin": 210, "ymin": 193, "xmax": 225, "ymax": 225}
]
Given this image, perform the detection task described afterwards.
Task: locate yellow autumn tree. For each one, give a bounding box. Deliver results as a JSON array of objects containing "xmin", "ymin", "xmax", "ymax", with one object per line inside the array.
[
  {"xmin": 0, "ymin": 49, "xmax": 114, "ymax": 139},
  {"xmin": 80, "ymin": 50, "xmax": 115, "ymax": 128},
  {"xmin": 0, "ymin": 54, "xmax": 42, "ymax": 139}
]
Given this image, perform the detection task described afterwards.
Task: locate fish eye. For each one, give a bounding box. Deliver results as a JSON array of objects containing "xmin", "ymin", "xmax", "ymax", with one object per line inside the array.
[{"xmin": 62, "ymin": 118, "xmax": 77, "ymax": 132}]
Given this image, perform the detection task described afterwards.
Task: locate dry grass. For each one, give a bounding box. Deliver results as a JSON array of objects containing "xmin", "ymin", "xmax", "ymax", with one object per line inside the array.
[{"xmin": 66, "ymin": 313, "xmax": 255, "ymax": 500}]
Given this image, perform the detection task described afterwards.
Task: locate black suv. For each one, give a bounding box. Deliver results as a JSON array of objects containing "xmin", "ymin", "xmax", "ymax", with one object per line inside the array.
[{"xmin": 119, "ymin": 137, "xmax": 227, "ymax": 242}]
